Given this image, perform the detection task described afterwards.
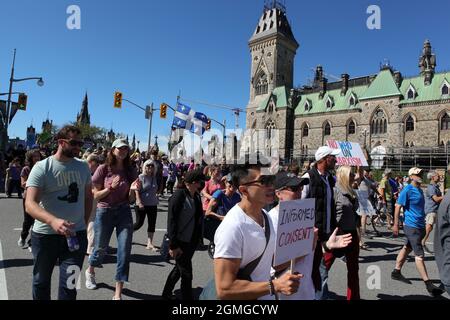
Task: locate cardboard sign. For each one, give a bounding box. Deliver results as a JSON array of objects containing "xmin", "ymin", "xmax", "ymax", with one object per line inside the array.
[
  {"xmin": 327, "ymin": 140, "xmax": 369, "ymax": 167},
  {"xmin": 274, "ymin": 199, "xmax": 315, "ymax": 266}
]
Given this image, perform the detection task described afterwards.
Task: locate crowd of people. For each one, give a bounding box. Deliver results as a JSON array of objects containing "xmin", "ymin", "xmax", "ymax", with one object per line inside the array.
[{"xmin": 1, "ymin": 125, "xmax": 450, "ymax": 300}]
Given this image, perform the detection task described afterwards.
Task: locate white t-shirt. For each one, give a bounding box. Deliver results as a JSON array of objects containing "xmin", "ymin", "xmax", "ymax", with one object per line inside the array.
[
  {"xmin": 268, "ymin": 206, "xmax": 315, "ymax": 300},
  {"xmin": 214, "ymin": 204, "xmax": 275, "ymax": 300}
]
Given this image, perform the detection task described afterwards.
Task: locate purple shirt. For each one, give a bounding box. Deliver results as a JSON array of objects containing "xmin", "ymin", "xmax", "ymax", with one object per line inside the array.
[{"xmin": 92, "ymin": 164, "xmax": 138, "ymax": 208}]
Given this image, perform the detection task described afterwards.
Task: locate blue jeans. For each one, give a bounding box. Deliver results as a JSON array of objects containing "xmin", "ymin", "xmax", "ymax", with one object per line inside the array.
[
  {"xmin": 88, "ymin": 204, "xmax": 133, "ymax": 282},
  {"xmin": 31, "ymin": 230, "xmax": 87, "ymax": 300}
]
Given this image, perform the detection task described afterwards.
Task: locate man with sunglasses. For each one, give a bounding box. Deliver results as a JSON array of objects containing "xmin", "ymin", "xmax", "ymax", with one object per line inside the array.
[
  {"xmin": 301, "ymin": 146, "xmax": 340, "ymax": 298},
  {"xmin": 25, "ymin": 126, "xmax": 93, "ymax": 300},
  {"xmin": 214, "ymin": 162, "xmax": 302, "ymax": 300}
]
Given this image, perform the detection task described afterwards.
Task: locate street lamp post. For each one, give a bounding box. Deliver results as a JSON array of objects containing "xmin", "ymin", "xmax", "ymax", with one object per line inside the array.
[{"xmin": 2, "ymin": 49, "xmax": 44, "ymax": 153}]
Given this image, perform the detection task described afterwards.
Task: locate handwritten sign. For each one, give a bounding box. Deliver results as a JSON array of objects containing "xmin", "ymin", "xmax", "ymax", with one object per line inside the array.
[
  {"xmin": 274, "ymin": 199, "xmax": 315, "ymax": 266},
  {"xmin": 327, "ymin": 140, "xmax": 368, "ymax": 167}
]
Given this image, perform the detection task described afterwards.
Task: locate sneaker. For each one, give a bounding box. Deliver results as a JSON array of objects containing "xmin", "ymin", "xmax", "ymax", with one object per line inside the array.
[
  {"xmin": 17, "ymin": 237, "xmax": 26, "ymax": 248},
  {"xmin": 28, "ymin": 246, "xmax": 32, "ymax": 253},
  {"xmin": 85, "ymin": 269, "xmax": 97, "ymax": 290},
  {"xmin": 423, "ymin": 244, "xmax": 433, "ymax": 255},
  {"xmin": 112, "ymin": 296, "xmax": 122, "ymax": 300},
  {"xmin": 391, "ymin": 270, "xmax": 412, "ymax": 284},
  {"xmin": 425, "ymin": 280, "xmax": 444, "ymax": 297}
]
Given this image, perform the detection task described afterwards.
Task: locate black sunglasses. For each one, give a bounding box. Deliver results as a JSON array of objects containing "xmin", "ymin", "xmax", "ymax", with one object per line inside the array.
[
  {"xmin": 241, "ymin": 175, "xmax": 275, "ymax": 187},
  {"xmin": 61, "ymin": 139, "xmax": 84, "ymax": 147}
]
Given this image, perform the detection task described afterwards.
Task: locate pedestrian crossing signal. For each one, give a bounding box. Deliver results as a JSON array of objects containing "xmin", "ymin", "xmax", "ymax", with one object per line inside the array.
[
  {"xmin": 114, "ymin": 92, "xmax": 122, "ymax": 109},
  {"xmin": 18, "ymin": 93, "xmax": 28, "ymax": 111},
  {"xmin": 206, "ymin": 119, "xmax": 211, "ymax": 130},
  {"xmin": 160, "ymin": 103, "xmax": 167, "ymax": 119}
]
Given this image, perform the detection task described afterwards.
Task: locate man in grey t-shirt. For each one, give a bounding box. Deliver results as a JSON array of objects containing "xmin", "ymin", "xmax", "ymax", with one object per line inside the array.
[
  {"xmin": 423, "ymin": 171, "xmax": 443, "ymax": 254},
  {"xmin": 26, "ymin": 126, "xmax": 92, "ymax": 300}
]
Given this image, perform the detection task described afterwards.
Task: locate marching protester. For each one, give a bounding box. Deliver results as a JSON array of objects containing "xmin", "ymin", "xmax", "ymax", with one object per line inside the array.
[
  {"xmin": 85, "ymin": 138, "xmax": 139, "ymax": 300},
  {"xmin": 391, "ymin": 167, "xmax": 444, "ymax": 297},
  {"xmin": 268, "ymin": 171, "xmax": 352, "ymax": 300},
  {"xmin": 434, "ymin": 165, "xmax": 450, "ymax": 296},
  {"xmin": 166, "ymin": 159, "xmax": 177, "ymax": 195},
  {"xmin": 423, "ymin": 171, "xmax": 443, "ymax": 254},
  {"xmin": 7, "ymin": 157, "xmax": 23, "ymax": 198},
  {"xmin": 133, "ymin": 159, "xmax": 160, "ymax": 251},
  {"xmin": 25, "ymin": 126, "xmax": 92, "ymax": 300},
  {"xmin": 205, "ymin": 173, "xmax": 241, "ymax": 258},
  {"xmin": 301, "ymin": 146, "xmax": 340, "ymax": 298},
  {"xmin": 18, "ymin": 149, "xmax": 42, "ymax": 250},
  {"xmin": 85, "ymin": 154, "xmax": 100, "ymax": 257},
  {"xmin": 378, "ymin": 169, "xmax": 395, "ymax": 233},
  {"xmin": 213, "ymin": 160, "xmax": 302, "ymax": 300},
  {"xmin": 322, "ymin": 166, "xmax": 362, "ymax": 300},
  {"xmin": 162, "ymin": 169, "xmax": 205, "ymax": 300}
]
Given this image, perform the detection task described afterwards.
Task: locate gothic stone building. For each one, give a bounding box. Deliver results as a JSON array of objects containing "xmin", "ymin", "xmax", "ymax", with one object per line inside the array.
[{"xmin": 244, "ymin": 3, "xmax": 450, "ymax": 165}]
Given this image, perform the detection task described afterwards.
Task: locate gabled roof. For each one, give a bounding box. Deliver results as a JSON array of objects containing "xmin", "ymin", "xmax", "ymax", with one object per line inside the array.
[
  {"xmin": 249, "ymin": 7, "xmax": 298, "ymax": 47},
  {"xmin": 399, "ymin": 72, "xmax": 450, "ymax": 105},
  {"xmin": 359, "ymin": 69, "xmax": 402, "ymax": 100},
  {"xmin": 256, "ymin": 86, "xmax": 289, "ymax": 111},
  {"xmin": 295, "ymin": 85, "xmax": 367, "ymax": 116}
]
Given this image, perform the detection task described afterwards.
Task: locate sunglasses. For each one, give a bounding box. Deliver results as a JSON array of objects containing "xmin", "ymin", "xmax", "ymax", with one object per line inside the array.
[
  {"xmin": 241, "ymin": 175, "xmax": 275, "ymax": 187},
  {"xmin": 61, "ymin": 139, "xmax": 84, "ymax": 147}
]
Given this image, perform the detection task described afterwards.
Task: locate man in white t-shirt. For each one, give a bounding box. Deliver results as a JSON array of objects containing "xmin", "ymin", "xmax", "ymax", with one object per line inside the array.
[
  {"xmin": 214, "ymin": 163, "xmax": 302, "ymax": 300},
  {"xmin": 269, "ymin": 171, "xmax": 353, "ymax": 300}
]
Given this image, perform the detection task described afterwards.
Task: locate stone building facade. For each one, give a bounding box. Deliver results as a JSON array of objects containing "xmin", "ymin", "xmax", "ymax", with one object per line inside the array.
[{"xmin": 244, "ymin": 2, "xmax": 450, "ymax": 165}]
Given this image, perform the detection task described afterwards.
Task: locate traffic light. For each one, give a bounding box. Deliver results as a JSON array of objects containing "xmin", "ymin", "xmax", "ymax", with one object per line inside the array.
[
  {"xmin": 18, "ymin": 93, "xmax": 28, "ymax": 111},
  {"xmin": 114, "ymin": 91, "xmax": 123, "ymax": 109},
  {"xmin": 160, "ymin": 103, "xmax": 167, "ymax": 119},
  {"xmin": 206, "ymin": 118, "xmax": 211, "ymax": 130}
]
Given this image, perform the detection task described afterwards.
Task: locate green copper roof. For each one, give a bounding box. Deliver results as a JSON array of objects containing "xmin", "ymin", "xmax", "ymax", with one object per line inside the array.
[
  {"xmin": 295, "ymin": 85, "xmax": 368, "ymax": 116},
  {"xmin": 257, "ymin": 86, "xmax": 289, "ymax": 111},
  {"xmin": 400, "ymin": 72, "xmax": 450, "ymax": 104},
  {"xmin": 359, "ymin": 69, "xmax": 402, "ymax": 100}
]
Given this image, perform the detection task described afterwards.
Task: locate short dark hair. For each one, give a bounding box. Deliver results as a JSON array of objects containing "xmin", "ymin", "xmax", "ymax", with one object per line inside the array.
[
  {"xmin": 55, "ymin": 125, "xmax": 81, "ymax": 140},
  {"xmin": 231, "ymin": 164, "xmax": 263, "ymax": 188}
]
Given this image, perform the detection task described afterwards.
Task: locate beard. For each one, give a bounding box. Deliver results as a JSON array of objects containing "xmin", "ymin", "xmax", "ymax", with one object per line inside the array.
[{"xmin": 62, "ymin": 147, "xmax": 77, "ymax": 158}]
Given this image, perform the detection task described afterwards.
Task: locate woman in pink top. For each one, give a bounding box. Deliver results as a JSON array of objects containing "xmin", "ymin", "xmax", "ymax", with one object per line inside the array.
[
  {"xmin": 201, "ymin": 165, "xmax": 224, "ymax": 212},
  {"xmin": 85, "ymin": 139, "xmax": 139, "ymax": 300}
]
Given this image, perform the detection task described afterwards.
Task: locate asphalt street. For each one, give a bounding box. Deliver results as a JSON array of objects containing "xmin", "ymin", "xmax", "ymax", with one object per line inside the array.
[{"xmin": 0, "ymin": 193, "xmax": 448, "ymax": 300}]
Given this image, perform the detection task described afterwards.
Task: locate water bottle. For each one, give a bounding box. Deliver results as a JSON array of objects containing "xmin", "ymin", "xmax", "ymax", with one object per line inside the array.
[{"xmin": 66, "ymin": 234, "xmax": 80, "ymax": 252}]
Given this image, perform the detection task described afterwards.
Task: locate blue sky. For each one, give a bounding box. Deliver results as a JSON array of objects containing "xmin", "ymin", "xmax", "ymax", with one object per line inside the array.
[{"xmin": 1, "ymin": 0, "xmax": 450, "ymax": 153}]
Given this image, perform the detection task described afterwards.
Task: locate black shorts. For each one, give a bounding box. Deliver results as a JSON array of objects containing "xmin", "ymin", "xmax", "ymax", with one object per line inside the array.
[{"xmin": 403, "ymin": 225, "xmax": 425, "ymax": 257}]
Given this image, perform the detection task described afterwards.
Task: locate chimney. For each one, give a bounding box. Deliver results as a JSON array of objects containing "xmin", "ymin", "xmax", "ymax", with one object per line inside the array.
[
  {"xmin": 313, "ymin": 65, "xmax": 323, "ymax": 88},
  {"xmin": 319, "ymin": 78, "xmax": 328, "ymax": 99},
  {"xmin": 341, "ymin": 73, "xmax": 349, "ymax": 96},
  {"xmin": 394, "ymin": 71, "xmax": 403, "ymax": 88}
]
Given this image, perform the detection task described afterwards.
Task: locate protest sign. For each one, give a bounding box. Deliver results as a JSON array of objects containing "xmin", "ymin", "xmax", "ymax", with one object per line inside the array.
[
  {"xmin": 327, "ymin": 140, "xmax": 369, "ymax": 167},
  {"xmin": 274, "ymin": 199, "xmax": 315, "ymax": 266}
]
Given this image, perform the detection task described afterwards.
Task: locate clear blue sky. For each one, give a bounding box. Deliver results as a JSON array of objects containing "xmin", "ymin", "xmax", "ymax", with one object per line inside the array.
[{"xmin": 1, "ymin": 0, "xmax": 450, "ymax": 153}]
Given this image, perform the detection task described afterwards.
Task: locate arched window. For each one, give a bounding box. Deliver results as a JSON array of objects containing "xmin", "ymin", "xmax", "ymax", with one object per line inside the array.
[
  {"xmin": 405, "ymin": 115, "xmax": 415, "ymax": 132},
  {"xmin": 348, "ymin": 120, "xmax": 356, "ymax": 135},
  {"xmin": 255, "ymin": 72, "xmax": 268, "ymax": 96},
  {"xmin": 266, "ymin": 120, "xmax": 276, "ymax": 139},
  {"xmin": 371, "ymin": 109, "xmax": 387, "ymax": 134},
  {"xmin": 302, "ymin": 123, "xmax": 309, "ymax": 137},
  {"xmin": 441, "ymin": 113, "xmax": 450, "ymax": 130},
  {"xmin": 349, "ymin": 95, "xmax": 356, "ymax": 106},
  {"xmin": 442, "ymin": 84, "xmax": 449, "ymax": 96},
  {"xmin": 407, "ymin": 89, "xmax": 415, "ymax": 99},
  {"xmin": 324, "ymin": 122, "xmax": 331, "ymax": 136},
  {"xmin": 268, "ymin": 103, "xmax": 274, "ymax": 114}
]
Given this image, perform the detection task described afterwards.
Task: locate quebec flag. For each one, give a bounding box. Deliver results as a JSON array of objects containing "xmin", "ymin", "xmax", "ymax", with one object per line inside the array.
[
  {"xmin": 190, "ymin": 112, "xmax": 208, "ymax": 136},
  {"xmin": 172, "ymin": 103, "xmax": 195, "ymax": 129}
]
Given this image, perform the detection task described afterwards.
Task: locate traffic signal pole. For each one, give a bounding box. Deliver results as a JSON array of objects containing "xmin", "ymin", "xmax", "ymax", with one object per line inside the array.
[{"xmin": 147, "ymin": 103, "xmax": 153, "ymax": 154}]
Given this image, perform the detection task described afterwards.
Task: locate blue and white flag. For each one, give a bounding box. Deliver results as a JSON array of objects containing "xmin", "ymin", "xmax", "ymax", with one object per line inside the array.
[
  {"xmin": 172, "ymin": 103, "xmax": 195, "ymax": 129},
  {"xmin": 190, "ymin": 112, "xmax": 208, "ymax": 136}
]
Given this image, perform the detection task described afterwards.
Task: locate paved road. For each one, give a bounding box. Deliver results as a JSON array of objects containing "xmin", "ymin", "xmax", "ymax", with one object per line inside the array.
[{"xmin": 0, "ymin": 193, "xmax": 448, "ymax": 300}]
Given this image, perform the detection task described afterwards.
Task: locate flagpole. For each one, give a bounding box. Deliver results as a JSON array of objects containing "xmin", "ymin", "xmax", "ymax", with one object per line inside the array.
[{"xmin": 168, "ymin": 94, "xmax": 180, "ymax": 153}]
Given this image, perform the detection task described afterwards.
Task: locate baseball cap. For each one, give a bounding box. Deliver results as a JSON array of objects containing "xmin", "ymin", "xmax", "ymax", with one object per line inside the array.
[
  {"xmin": 184, "ymin": 169, "xmax": 206, "ymax": 183},
  {"xmin": 408, "ymin": 167, "xmax": 423, "ymax": 176},
  {"xmin": 112, "ymin": 139, "xmax": 129, "ymax": 149},
  {"xmin": 275, "ymin": 171, "xmax": 309, "ymax": 191},
  {"xmin": 315, "ymin": 146, "xmax": 341, "ymax": 162}
]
